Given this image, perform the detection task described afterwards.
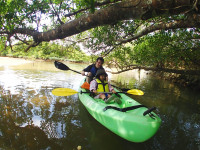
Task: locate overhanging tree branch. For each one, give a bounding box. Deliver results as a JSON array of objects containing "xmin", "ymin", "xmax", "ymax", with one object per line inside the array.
[
  {"xmin": 101, "ymin": 13, "xmax": 200, "ymax": 55},
  {"xmin": 117, "ymin": 14, "xmax": 200, "ymax": 44},
  {"xmin": 24, "ymin": 42, "xmax": 41, "ymax": 52},
  {"xmin": 65, "ymin": 0, "xmax": 122, "ymax": 17}
]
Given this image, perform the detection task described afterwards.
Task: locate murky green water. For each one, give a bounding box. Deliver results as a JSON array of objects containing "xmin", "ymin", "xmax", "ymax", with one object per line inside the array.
[{"xmin": 0, "ymin": 60, "xmax": 199, "ymax": 150}]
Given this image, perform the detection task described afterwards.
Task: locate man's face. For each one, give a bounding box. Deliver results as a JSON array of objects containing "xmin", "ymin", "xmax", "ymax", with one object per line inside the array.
[{"xmin": 95, "ymin": 60, "xmax": 103, "ymax": 68}]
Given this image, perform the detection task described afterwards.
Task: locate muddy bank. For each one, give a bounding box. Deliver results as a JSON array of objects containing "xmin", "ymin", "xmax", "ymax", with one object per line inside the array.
[
  {"xmin": 0, "ymin": 56, "xmax": 34, "ymax": 66},
  {"xmin": 0, "ymin": 56, "xmax": 55, "ymax": 67},
  {"xmin": 0, "ymin": 56, "xmax": 88, "ymax": 67}
]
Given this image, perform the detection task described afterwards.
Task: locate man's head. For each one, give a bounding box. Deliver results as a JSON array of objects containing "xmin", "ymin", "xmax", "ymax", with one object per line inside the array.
[{"xmin": 95, "ymin": 57, "xmax": 104, "ymax": 68}]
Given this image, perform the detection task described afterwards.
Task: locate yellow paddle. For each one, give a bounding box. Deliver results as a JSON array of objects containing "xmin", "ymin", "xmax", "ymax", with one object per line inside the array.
[
  {"xmin": 52, "ymin": 88, "xmax": 144, "ymax": 96},
  {"xmin": 52, "ymin": 88, "xmax": 78, "ymax": 96},
  {"xmin": 126, "ymin": 89, "xmax": 144, "ymax": 95}
]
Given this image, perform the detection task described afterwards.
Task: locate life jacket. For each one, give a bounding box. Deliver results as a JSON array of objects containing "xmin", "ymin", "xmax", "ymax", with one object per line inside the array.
[{"xmin": 96, "ymin": 79, "xmax": 109, "ymax": 93}]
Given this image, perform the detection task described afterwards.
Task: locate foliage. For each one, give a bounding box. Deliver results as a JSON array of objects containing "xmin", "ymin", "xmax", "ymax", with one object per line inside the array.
[
  {"xmin": 105, "ymin": 45, "xmax": 136, "ymax": 70},
  {"xmin": 0, "ymin": 41, "xmax": 90, "ymax": 62},
  {"xmin": 105, "ymin": 29, "xmax": 200, "ymax": 71},
  {"xmin": 133, "ymin": 29, "xmax": 200, "ymax": 69},
  {"xmin": 85, "ymin": 20, "xmax": 142, "ymax": 53},
  {"xmin": 0, "ymin": 0, "xmax": 99, "ymax": 32}
]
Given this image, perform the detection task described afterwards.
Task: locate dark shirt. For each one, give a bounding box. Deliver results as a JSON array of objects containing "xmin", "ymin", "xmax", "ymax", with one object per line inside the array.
[{"xmin": 83, "ymin": 64, "xmax": 104, "ymax": 77}]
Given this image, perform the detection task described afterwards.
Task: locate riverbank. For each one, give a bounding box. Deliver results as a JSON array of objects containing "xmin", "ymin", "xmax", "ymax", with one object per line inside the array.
[
  {"xmin": 0, "ymin": 56, "xmax": 89, "ymax": 67},
  {"xmin": 0, "ymin": 56, "xmax": 34, "ymax": 67}
]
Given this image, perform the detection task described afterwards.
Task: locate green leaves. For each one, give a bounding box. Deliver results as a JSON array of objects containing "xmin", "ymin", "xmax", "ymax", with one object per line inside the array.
[
  {"xmin": 132, "ymin": 29, "xmax": 200, "ymax": 69},
  {"xmin": 0, "ymin": 41, "xmax": 90, "ymax": 61}
]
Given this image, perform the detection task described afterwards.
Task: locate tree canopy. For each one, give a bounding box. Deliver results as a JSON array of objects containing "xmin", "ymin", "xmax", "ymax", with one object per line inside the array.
[{"xmin": 0, "ymin": 0, "xmax": 200, "ymax": 75}]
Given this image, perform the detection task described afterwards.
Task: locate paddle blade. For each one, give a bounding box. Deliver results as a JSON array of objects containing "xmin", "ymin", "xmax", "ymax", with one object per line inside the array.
[
  {"xmin": 54, "ymin": 61, "xmax": 70, "ymax": 70},
  {"xmin": 127, "ymin": 89, "xmax": 144, "ymax": 95},
  {"xmin": 52, "ymin": 88, "xmax": 78, "ymax": 96}
]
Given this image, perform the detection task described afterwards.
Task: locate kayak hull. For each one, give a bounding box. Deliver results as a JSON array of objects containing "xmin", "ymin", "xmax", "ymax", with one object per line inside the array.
[{"xmin": 78, "ymin": 80, "xmax": 161, "ymax": 142}]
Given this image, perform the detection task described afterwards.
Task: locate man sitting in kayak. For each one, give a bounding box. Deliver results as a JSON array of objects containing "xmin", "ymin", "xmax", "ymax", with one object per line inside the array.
[
  {"xmin": 81, "ymin": 57, "xmax": 105, "ymax": 83},
  {"xmin": 90, "ymin": 69, "xmax": 121, "ymax": 104}
]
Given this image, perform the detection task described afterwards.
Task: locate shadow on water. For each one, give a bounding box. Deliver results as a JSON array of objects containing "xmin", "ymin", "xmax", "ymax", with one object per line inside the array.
[{"xmin": 0, "ymin": 60, "xmax": 199, "ymax": 150}]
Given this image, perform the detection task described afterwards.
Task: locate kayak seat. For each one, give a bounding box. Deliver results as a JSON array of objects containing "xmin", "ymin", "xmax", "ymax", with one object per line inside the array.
[
  {"xmin": 104, "ymin": 94, "xmax": 116, "ymax": 103},
  {"xmin": 113, "ymin": 97, "xmax": 122, "ymax": 104},
  {"xmin": 104, "ymin": 95, "xmax": 122, "ymax": 105}
]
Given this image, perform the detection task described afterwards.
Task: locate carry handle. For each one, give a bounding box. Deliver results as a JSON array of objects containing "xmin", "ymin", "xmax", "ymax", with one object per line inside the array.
[{"xmin": 143, "ymin": 107, "xmax": 156, "ymax": 116}]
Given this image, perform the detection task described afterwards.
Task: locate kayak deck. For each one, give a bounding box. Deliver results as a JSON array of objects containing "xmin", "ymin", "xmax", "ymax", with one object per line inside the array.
[{"xmin": 78, "ymin": 80, "xmax": 161, "ymax": 142}]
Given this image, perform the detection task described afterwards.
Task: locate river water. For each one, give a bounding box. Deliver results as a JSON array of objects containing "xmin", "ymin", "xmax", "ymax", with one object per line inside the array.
[{"xmin": 0, "ymin": 58, "xmax": 199, "ymax": 150}]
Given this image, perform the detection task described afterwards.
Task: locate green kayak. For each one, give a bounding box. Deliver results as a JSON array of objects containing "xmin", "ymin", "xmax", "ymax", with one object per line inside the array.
[{"xmin": 78, "ymin": 79, "xmax": 161, "ymax": 143}]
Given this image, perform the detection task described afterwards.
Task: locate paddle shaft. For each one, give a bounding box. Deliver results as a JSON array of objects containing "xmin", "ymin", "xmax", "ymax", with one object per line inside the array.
[
  {"xmin": 69, "ymin": 68, "xmax": 90, "ymax": 77},
  {"xmin": 52, "ymin": 88, "xmax": 143, "ymax": 96},
  {"xmin": 110, "ymin": 84, "xmax": 130, "ymax": 91},
  {"xmin": 80, "ymin": 91, "xmax": 125, "ymax": 94},
  {"xmin": 54, "ymin": 61, "xmax": 130, "ymax": 91},
  {"xmin": 70, "ymin": 69, "xmax": 84, "ymax": 75}
]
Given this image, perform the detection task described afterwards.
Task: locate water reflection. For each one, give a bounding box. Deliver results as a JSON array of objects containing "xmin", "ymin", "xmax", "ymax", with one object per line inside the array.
[{"xmin": 0, "ymin": 60, "xmax": 199, "ymax": 150}]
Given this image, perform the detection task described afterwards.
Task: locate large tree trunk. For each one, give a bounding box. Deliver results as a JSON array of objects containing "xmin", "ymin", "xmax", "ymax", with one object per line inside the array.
[{"xmin": 31, "ymin": 0, "xmax": 195, "ymax": 42}]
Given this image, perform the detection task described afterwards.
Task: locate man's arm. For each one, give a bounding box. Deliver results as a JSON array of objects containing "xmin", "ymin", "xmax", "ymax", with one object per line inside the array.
[
  {"xmin": 83, "ymin": 64, "xmax": 93, "ymax": 72},
  {"xmin": 82, "ymin": 64, "xmax": 93, "ymax": 76}
]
